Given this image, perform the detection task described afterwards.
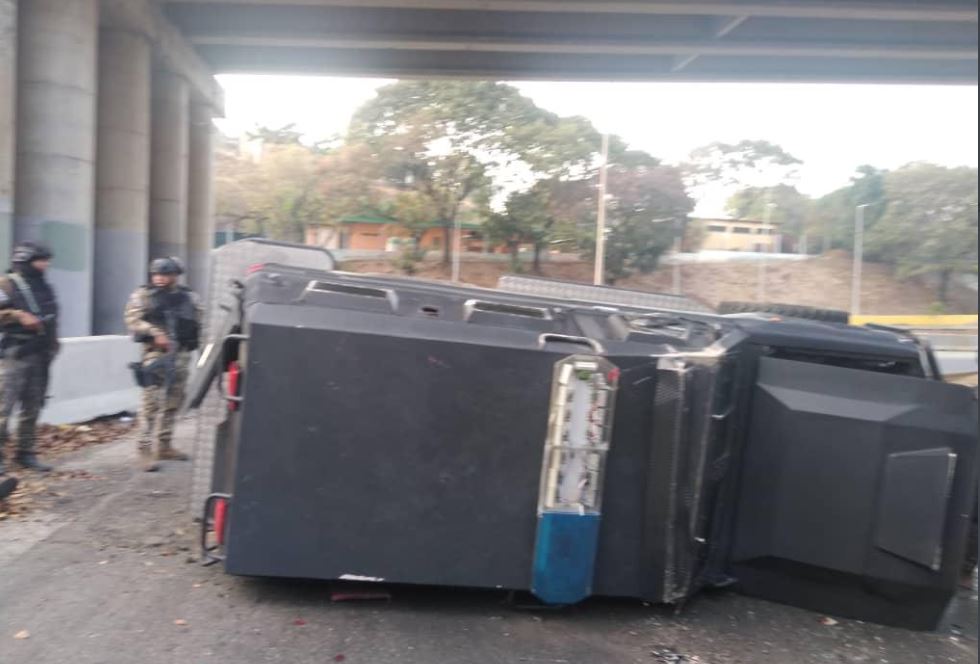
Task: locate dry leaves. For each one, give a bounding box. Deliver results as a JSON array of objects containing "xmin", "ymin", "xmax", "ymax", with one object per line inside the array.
[{"xmin": 0, "ymin": 417, "xmax": 131, "ymax": 520}]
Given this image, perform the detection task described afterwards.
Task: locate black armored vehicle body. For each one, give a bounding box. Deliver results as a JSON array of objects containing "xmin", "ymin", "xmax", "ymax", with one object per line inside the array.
[{"xmin": 188, "ymin": 240, "xmax": 977, "ymax": 631}]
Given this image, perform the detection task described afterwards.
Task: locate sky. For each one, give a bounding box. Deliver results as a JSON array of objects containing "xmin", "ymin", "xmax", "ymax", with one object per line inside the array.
[{"xmin": 215, "ymin": 75, "xmax": 979, "ymax": 213}]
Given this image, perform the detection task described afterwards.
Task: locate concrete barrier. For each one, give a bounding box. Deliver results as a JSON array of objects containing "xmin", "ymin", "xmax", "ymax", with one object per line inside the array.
[{"xmin": 42, "ymin": 335, "xmax": 141, "ymax": 425}]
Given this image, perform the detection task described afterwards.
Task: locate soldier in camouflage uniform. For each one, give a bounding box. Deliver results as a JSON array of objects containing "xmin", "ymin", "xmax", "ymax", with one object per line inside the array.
[
  {"xmin": 0, "ymin": 242, "xmax": 59, "ymax": 475},
  {"xmin": 124, "ymin": 257, "xmax": 202, "ymax": 472}
]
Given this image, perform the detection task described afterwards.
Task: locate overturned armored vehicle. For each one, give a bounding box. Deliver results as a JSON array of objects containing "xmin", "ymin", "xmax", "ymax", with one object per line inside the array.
[{"xmin": 188, "ymin": 239, "xmax": 977, "ymax": 631}]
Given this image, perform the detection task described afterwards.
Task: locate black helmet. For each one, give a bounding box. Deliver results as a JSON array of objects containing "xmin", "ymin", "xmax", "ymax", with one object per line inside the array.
[
  {"xmin": 149, "ymin": 256, "xmax": 184, "ymax": 275},
  {"xmin": 12, "ymin": 241, "xmax": 53, "ymax": 264}
]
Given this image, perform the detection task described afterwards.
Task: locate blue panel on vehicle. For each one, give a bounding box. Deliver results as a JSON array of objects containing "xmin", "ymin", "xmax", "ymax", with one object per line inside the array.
[{"xmin": 531, "ymin": 512, "xmax": 602, "ymax": 605}]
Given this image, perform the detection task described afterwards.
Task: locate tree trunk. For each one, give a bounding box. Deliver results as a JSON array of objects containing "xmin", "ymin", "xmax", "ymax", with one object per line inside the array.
[
  {"xmin": 533, "ymin": 242, "xmax": 544, "ymax": 274},
  {"xmin": 441, "ymin": 224, "xmax": 452, "ymax": 265},
  {"xmin": 508, "ymin": 241, "xmax": 521, "ymax": 271}
]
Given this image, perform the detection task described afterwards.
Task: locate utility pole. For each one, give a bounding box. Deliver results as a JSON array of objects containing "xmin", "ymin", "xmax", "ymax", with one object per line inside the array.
[
  {"xmin": 451, "ymin": 215, "xmax": 463, "ymax": 282},
  {"xmin": 757, "ymin": 195, "xmax": 775, "ymax": 301},
  {"xmin": 593, "ymin": 133, "xmax": 609, "ymax": 286},
  {"xmin": 851, "ymin": 204, "xmax": 867, "ymax": 315},
  {"xmin": 672, "ymin": 219, "xmax": 682, "ymax": 295}
]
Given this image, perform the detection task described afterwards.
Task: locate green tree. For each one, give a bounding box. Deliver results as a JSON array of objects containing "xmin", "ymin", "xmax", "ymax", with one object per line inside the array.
[
  {"xmin": 553, "ymin": 159, "xmax": 692, "ymax": 283},
  {"xmin": 603, "ymin": 162, "xmax": 693, "ymax": 283},
  {"xmin": 867, "ymin": 163, "xmax": 978, "ymax": 303},
  {"xmin": 347, "ymin": 81, "xmax": 601, "ymax": 264},
  {"xmin": 685, "ymin": 139, "xmax": 802, "ymax": 188},
  {"xmin": 246, "ymin": 123, "xmax": 304, "ymax": 146},
  {"xmin": 809, "ymin": 165, "xmax": 888, "ymax": 253},
  {"xmin": 382, "ymin": 191, "xmax": 440, "ymax": 274},
  {"xmin": 484, "ymin": 185, "xmax": 557, "ymax": 273},
  {"xmin": 726, "ymin": 184, "xmax": 813, "ymax": 250},
  {"xmin": 215, "ymin": 142, "xmax": 328, "ymax": 243}
]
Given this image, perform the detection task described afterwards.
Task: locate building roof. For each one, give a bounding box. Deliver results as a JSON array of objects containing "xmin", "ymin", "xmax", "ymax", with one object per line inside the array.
[
  {"xmin": 336, "ymin": 214, "xmax": 484, "ymax": 230},
  {"xmin": 696, "ymin": 217, "xmax": 778, "ymax": 226}
]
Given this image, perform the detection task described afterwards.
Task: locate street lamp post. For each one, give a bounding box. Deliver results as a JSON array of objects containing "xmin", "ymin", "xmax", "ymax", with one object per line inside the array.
[
  {"xmin": 593, "ymin": 133, "xmax": 609, "ymax": 286},
  {"xmin": 451, "ymin": 215, "xmax": 463, "ymax": 282},
  {"xmin": 851, "ymin": 204, "xmax": 868, "ymax": 315},
  {"xmin": 672, "ymin": 219, "xmax": 682, "ymax": 295},
  {"xmin": 757, "ymin": 201, "xmax": 776, "ymax": 301}
]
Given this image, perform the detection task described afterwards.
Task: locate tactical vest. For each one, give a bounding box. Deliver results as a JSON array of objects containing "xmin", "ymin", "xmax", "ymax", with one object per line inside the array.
[
  {"xmin": 0, "ymin": 271, "xmax": 59, "ymax": 357},
  {"xmin": 143, "ymin": 285, "xmax": 200, "ymax": 351}
]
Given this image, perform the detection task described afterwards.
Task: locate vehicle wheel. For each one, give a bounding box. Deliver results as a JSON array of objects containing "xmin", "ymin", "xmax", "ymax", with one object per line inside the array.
[{"xmin": 716, "ymin": 301, "xmax": 850, "ymax": 324}]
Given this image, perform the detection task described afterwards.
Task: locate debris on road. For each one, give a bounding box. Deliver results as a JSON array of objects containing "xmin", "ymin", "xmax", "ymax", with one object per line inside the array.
[
  {"xmin": 35, "ymin": 416, "xmax": 134, "ymax": 458},
  {"xmin": 650, "ymin": 645, "xmax": 701, "ymax": 662},
  {"xmin": 0, "ymin": 416, "xmax": 133, "ymax": 521},
  {"xmin": 173, "ymin": 619, "xmax": 188, "ymax": 627},
  {"xmin": 13, "ymin": 629, "xmax": 30, "ymax": 640},
  {"xmin": 819, "ymin": 616, "xmax": 840, "ymax": 626}
]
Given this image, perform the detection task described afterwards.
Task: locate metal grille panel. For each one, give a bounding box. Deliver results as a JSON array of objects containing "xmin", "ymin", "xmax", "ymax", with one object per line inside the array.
[
  {"xmin": 497, "ymin": 275, "xmax": 713, "ymax": 313},
  {"xmin": 189, "ymin": 240, "xmax": 335, "ymax": 514}
]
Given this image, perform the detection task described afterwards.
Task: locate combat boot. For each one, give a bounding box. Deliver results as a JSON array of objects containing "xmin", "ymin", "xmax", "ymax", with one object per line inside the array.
[
  {"xmin": 138, "ymin": 444, "xmax": 160, "ymax": 472},
  {"xmin": 156, "ymin": 445, "xmax": 190, "ymax": 462},
  {"xmin": 15, "ymin": 452, "xmax": 52, "ymax": 472}
]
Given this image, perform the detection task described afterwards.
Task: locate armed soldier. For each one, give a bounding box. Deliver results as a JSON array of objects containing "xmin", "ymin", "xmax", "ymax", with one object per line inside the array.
[
  {"xmin": 0, "ymin": 242, "xmax": 59, "ymax": 475},
  {"xmin": 125, "ymin": 257, "xmax": 202, "ymax": 472}
]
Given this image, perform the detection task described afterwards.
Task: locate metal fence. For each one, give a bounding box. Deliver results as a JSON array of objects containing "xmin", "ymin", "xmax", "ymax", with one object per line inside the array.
[{"xmin": 188, "ymin": 239, "xmax": 336, "ymax": 514}]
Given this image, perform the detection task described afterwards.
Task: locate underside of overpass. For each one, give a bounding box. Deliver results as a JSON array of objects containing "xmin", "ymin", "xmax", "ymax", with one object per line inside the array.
[
  {"xmin": 165, "ymin": 0, "xmax": 978, "ymax": 83},
  {"xmin": 0, "ymin": 0, "xmax": 977, "ymax": 337}
]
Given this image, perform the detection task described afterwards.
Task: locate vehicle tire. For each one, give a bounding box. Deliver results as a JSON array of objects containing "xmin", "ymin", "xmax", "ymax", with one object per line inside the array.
[{"xmin": 716, "ymin": 301, "xmax": 850, "ymax": 324}]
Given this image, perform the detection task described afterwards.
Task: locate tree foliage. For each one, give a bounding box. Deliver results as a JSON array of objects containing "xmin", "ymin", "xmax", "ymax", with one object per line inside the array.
[
  {"xmin": 685, "ymin": 139, "xmax": 802, "ymax": 188},
  {"xmin": 809, "ymin": 165, "xmax": 888, "ymax": 253},
  {"xmin": 548, "ymin": 160, "xmax": 693, "ymax": 283},
  {"xmin": 346, "ymin": 81, "xmax": 603, "ymax": 262},
  {"xmin": 214, "ymin": 141, "xmax": 327, "ymax": 242},
  {"xmin": 725, "ymin": 184, "xmax": 812, "ymax": 248},
  {"xmin": 867, "ymin": 163, "xmax": 978, "ymax": 302}
]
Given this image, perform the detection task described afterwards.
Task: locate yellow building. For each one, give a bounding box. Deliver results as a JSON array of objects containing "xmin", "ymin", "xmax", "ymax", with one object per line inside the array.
[
  {"xmin": 305, "ymin": 215, "xmax": 492, "ymax": 253},
  {"xmin": 698, "ymin": 217, "xmax": 780, "ymax": 252}
]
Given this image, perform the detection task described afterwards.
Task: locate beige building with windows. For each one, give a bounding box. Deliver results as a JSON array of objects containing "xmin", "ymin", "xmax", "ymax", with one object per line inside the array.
[{"xmin": 698, "ymin": 218, "xmax": 780, "ymax": 252}]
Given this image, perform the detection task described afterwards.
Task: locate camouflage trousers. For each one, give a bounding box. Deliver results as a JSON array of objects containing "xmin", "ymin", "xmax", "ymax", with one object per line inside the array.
[
  {"xmin": 0, "ymin": 353, "xmax": 51, "ymax": 458},
  {"xmin": 138, "ymin": 350, "xmax": 190, "ymax": 454}
]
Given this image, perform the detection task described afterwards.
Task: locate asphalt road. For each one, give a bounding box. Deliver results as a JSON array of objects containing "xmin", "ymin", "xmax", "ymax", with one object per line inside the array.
[{"xmin": 1, "ymin": 433, "xmax": 976, "ymax": 664}]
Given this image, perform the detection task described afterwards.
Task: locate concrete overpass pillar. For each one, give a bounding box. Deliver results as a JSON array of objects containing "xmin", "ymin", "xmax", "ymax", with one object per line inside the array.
[
  {"xmin": 14, "ymin": 0, "xmax": 98, "ymax": 337},
  {"xmin": 149, "ymin": 70, "xmax": 189, "ymax": 265},
  {"xmin": 186, "ymin": 102, "xmax": 214, "ymax": 296},
  {"xmin": 93, "ymin": 29, "xmax": 151, "ymax": 334},
  {"xmin": 1, "ymin": 0, "xmax": 15, "ymax": 263}
]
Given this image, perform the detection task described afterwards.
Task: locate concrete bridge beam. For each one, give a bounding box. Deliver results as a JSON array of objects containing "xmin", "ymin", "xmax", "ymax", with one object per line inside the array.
[
  {"xmin": 187, "ymin": 101, "xmax": 214, "ymax": 296},
  {"xmin": 149, "ymin": 69, "xmax": 190, "ymax": 266},
  {"xmin": 14, "ymin": 0, "xmax": 99, "ymax": 337},
  {"xmin": 93, "ymin": 29, "xmax": 152, "ymax": 334},
  {"xmin": 0, "ymin": 0, "xmax": 15, "ymax": 264}
]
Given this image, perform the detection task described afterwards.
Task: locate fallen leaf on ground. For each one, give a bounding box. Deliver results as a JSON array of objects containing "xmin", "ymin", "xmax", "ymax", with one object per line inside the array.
[
  {"xmin": 818, "ymin": 616, "xmax": 839, "ymax": 626},
  {"xmin": 13, "ymin": 630, "xmax": 30, "ymax": 640},
  {"xmin": 173, "ymin": 619, "xmax": 188, "ymax": 626},
  {"xmin": 293, "ymin": 618, "xmax": 307, "ymax": 626}
]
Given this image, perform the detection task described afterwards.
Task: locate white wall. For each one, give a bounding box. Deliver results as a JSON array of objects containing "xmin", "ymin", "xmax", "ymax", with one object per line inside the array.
[{"xmin": 42, "ymin": 335, "xmax": 141, "ymax": 425}]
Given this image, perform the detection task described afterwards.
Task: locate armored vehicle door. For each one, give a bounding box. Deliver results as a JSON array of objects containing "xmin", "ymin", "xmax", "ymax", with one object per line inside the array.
[{"xmin": 730, "ymin": 357, "xmax": 978, "ymax": 629}]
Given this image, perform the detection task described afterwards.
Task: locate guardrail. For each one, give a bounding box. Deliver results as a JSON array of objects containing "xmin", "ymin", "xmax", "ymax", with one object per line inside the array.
[{"xmin": 850, "ymin": 315, "xmax": 978, "ymax": 353}]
